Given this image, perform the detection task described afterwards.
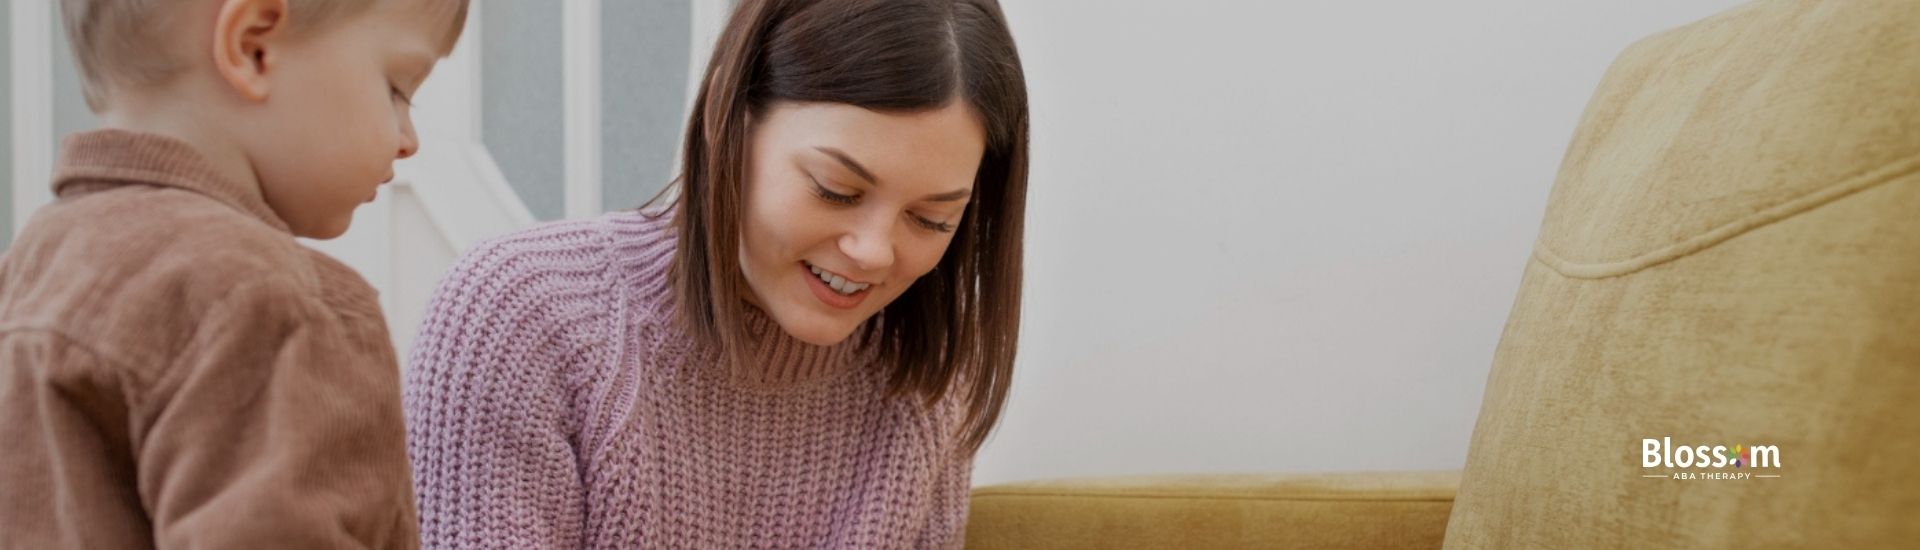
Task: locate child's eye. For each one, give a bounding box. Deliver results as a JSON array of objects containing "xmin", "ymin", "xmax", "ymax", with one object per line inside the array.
[{"xmin": 390, "ymin": 85, "xmax": 413, "ymax": 106}]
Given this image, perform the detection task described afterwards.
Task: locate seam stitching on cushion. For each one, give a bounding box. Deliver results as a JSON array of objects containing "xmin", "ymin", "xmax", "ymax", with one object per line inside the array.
[{"xmin": 1531, "ymin": 152, "xmax": 1920, "ymax": 280}]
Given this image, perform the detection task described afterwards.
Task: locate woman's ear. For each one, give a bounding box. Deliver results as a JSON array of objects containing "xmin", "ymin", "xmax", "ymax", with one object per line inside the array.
[{"xmin": 210, "ymin": 0, "xmax": 289, "ymax": 102}]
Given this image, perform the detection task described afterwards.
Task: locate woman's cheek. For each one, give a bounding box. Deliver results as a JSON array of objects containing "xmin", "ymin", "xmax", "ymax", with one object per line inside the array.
[{"xmin": 900, "ymin": 246, "xmax": 945, "ymax": 281}]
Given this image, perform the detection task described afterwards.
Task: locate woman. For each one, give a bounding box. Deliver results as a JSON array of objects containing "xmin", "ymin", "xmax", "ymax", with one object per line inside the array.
[{"xmin": 403, "ymin": 0, "xmax": 1029, "ymax": 546}]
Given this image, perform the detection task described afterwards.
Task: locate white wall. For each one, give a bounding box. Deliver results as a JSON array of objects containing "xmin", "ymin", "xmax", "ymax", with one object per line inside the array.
[{"xmin": 972, "ymin": 0, "xmax": 1749, "ymax": 485}]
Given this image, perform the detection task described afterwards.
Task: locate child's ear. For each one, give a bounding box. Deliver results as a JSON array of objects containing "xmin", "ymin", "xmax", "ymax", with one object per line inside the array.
[{"xmin": 211, "ymin": 0, "xmax": 289, "ymax": 102}]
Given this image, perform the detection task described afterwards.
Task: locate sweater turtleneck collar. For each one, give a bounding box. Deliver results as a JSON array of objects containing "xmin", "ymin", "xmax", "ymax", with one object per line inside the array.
[{"xmin": 722, "ymin": 302, "xmax": 872, "ymax": 388}]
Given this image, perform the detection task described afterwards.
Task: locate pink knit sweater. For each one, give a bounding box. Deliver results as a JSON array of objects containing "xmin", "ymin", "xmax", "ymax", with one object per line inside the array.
[{"xmin": 402, "ymin": 211, "xmax": 974, "ymax": 548}]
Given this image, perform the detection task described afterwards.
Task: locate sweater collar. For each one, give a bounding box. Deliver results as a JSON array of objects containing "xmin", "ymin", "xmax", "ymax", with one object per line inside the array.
[
  {"xmin": 725, "ymin": 303, "xmax": 872, "ymax": 388},
  {"xmin": 52, "ymin": 129, "xmax": 291, "ymax": 234}
]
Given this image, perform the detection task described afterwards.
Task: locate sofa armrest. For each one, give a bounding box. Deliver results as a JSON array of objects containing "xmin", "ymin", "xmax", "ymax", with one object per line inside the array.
[{"xmin": 965, "ymin": 470, "xmax": 1460, "ymax": 550}]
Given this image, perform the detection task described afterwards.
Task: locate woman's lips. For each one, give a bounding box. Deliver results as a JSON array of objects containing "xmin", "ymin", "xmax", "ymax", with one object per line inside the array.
[{"xmin": 802, "ymin": 262, "xmax": 870, "ymax": 309}]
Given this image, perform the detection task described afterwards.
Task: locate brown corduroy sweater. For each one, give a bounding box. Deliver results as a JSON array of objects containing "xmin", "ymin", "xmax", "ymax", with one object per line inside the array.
[{"xmin": 0, "ymin": 129, "xmax": 418, "ymax": 548}]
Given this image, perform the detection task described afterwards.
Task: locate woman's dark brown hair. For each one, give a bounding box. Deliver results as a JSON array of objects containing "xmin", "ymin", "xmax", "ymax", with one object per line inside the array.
[{"xmin": 649, "ymin": 0, "xmax": 1027, "ymax": 454}]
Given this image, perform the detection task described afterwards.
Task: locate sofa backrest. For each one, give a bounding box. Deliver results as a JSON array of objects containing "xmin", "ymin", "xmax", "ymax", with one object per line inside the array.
[{"xmin": 1446, "ymin": 1, "xmax": 1920, "ymax": 547}]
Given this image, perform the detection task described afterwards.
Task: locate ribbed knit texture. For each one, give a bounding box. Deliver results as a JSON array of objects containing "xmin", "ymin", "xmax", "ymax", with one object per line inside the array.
[{"xmin": 403, "ymin": 211, "xmax": 973, "ymax": 549}]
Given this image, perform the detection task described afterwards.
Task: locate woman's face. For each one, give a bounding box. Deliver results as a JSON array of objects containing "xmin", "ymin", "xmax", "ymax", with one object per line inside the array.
[{"xmin": 739, "ymin": 100, "xmax": 986, "ymax": 345}]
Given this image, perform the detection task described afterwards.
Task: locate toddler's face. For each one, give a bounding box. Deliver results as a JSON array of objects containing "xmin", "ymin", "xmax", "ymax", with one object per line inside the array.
[{"xmin": 243, "ymin": 4, "xmax": 447, "ymax": 239}]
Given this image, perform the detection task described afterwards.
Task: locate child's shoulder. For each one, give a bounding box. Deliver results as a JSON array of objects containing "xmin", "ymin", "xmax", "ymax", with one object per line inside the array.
[
  {"xmin": 0, "ymin": 185, "xmax": 333, "ymax": 366},
  {"xmin": 17, "ymin": 183, "xmax": 317, "ymax": 292}
]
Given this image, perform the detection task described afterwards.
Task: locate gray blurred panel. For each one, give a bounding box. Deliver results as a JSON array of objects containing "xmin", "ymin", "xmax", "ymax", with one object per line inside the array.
[
  {"xmin": 600, "ymin": 0, "xmax": 690, "ymax": 211},
  {"xmin": 481, "ymin": 0, "xmax": 565, "ymax": 220},
  {"xmin": 1, "ymin": 6, "xmax": 11, "ymax": 247}
]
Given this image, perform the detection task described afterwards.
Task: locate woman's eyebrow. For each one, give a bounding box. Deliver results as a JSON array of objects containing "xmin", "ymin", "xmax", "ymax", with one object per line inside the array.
[
  {"xmin": 814, "ymin": 145, "xmax": 970, "ymax": 202},
  {"xmin": 923, "ymin": 188, "xmax": 972, "ymax": 202},
  {"xmin": 814, "ymin": 146, "xmax": 880, "ymax": 185}
]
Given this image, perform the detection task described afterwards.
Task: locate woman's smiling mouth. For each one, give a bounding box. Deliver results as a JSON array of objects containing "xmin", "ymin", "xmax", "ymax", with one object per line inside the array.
[{"xmin": 802, "ymin": 261, "xmax": 872, "ymax": 309}]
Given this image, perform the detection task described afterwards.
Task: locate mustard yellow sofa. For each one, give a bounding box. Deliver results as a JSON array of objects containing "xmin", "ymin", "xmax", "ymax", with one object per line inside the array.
[
  {"xmin": 968, "ymin": 1, "xmax": 1920, "ymax": 548},
  {"xmin": 967, "ymin": 472, "xmax": 1458, "ymax": 549}
]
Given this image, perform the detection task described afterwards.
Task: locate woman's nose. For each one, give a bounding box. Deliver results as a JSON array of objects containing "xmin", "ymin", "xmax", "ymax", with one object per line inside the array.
[{"xmin": 839, "ymin": 214, "xmax": 896, "ymax": 273}]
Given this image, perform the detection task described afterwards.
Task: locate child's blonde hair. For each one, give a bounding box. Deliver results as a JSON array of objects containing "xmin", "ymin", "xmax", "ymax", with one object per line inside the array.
[{"xmin": 61, "ymin": 0, "xmax": 469, "ymax": 111}]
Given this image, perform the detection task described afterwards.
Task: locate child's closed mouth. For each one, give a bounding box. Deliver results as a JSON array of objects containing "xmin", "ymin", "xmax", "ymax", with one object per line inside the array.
[{"xmin": 369, "ymin": 175, "xmax": 394, "ymax": 202}]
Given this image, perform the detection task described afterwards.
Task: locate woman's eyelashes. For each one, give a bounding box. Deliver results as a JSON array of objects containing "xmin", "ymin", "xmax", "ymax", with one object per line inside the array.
[
  {"xmin": 916, "ymin": 217, "xmax": 956, "ymax": 233},
  {"xmin": 811, "ymin": 180, "xmax": 859, "ymax": 205},
  {"xmin": 809, "ymin": 179, "xmax": 957, "ymax": 233}
]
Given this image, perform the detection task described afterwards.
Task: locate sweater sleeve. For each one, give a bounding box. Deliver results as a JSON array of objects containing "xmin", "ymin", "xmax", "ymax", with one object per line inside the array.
[
  {"xmin": 141, "ymin": 278, "xmax": 418, "ymax": 549},
  {"xmin": 403, "ymin": 237, "xmax": 592, "ymax": 549},
  {"xmin": 919, "ymin": 382, "xmax": 981, "ymax": 549},
  {"xmin": 921, "ymin": 448, "xmax": 977, "ymax": 549}
]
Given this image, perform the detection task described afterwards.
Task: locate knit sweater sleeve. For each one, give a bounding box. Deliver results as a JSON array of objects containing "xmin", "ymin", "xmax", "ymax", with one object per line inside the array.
[
  {"xmin": 920, "ymin": 386, "xmax": 982, "ymax": 549},
  {"xmin": 922, "ymin": 448, "xmax": 976, "ymax": 549},
  {"xmin": 403, "ymin": 221, "xmax": 616, "ymax": 549}
]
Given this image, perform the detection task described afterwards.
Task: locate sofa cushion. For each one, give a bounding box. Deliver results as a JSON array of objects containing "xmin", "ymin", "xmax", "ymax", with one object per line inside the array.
[
  {"xmin": 1447, "ymin": 1, "xmax": 1920, "ymax": 548},
  {"xmin": 967, "ymin": 471, "xmax": 1458, "ymax": 550}
]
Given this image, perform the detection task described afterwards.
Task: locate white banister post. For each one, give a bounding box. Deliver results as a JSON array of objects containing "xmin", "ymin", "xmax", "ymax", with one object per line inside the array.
[
  {"xmin": 670, "ymin": 0, "xmax": 729, "ymax": 183},
  {"xmin": 414, "ymin": 0, "xmax": 481, "ymax": 145},
  {"xmin": 687, "ymin": 0, "xmax": 728, "ymax": 105}
]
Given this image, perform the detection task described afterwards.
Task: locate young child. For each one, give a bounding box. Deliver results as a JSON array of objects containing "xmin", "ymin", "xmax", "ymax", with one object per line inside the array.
[{"xmin": 0, "ymin": 0, "xmax": 466, "ymax": 547}]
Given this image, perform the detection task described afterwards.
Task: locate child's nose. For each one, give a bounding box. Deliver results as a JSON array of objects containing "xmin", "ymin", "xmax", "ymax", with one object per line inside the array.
[{"xmin": 396, "ymin": 118, "xmax": 419, "ymax": 159}]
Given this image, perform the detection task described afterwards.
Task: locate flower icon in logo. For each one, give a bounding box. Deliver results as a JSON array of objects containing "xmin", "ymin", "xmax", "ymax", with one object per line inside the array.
[{"xmin": 1719, "ymin": 445, "xmax": 1749, "ymax": 467}]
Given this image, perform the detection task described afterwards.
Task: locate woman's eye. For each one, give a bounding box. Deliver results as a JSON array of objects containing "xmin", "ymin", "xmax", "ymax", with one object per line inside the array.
[
  {"xmin": 811, "ymin": 182, "xmax": 859, "ymax": 206},
  {"xmin": 808, "ymin": 177, "xmax": 954, "ymax": 232},
  {"xmin": 912, "ymin": 213, "xmax": 957, "ymax": 233}
]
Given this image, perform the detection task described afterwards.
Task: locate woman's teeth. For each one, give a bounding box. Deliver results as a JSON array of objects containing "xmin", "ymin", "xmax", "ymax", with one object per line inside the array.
[{"xmin": 809, "ymin": 263, "xmax": 870, "ymax": 295}]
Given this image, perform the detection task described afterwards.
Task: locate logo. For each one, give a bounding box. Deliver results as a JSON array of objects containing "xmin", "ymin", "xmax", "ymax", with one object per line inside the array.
[{"xmin": 1640, "ymin": 437, "xmax": 1782, "ymax": 480}]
